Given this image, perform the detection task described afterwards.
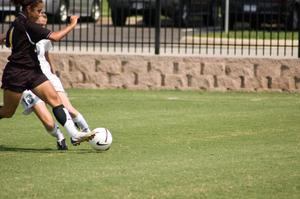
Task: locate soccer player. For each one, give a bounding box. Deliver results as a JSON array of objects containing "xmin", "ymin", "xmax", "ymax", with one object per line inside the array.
[
  {"xmin": 0, "ymin": 0, "xmax": 95, "ymax": 145},
  {"xmin": 20, "ymin": 13, "xmax": 91, "ymax": 150}
]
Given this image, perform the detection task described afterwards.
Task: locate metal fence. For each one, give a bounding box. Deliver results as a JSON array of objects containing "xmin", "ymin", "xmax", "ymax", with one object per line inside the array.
[{"xmin": 1, "ymin": 0, "xmax": 299, "ymax": 57}]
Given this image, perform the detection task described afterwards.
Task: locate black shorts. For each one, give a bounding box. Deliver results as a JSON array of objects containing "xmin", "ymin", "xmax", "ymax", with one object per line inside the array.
[{"xmin": 1, "ymin": 62, "xmax": 48, "ymax": 93}]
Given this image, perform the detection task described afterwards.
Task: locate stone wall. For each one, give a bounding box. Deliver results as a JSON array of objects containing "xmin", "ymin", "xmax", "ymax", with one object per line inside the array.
[{"xmin": 1, "ymin": 51, "xmax": 300, "ymax": 92}]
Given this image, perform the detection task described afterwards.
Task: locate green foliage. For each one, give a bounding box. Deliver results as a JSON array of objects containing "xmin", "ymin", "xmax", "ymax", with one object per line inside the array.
[
  {"xmin": 101, "ymin": 0, "xmax": 109, "ymax": 16},
  {"xmin": 0, "ymin": 90, "xmax": 299, "ymax": 199}
]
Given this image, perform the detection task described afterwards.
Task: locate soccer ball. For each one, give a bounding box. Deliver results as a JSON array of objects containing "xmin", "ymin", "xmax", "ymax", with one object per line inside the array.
[{"xmin": 89, "ymin": 128, "xmax": 113, "ymax": 151}]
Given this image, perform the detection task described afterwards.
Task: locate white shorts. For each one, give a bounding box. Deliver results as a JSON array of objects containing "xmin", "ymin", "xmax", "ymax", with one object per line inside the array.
[
  {"xmin": 47, "ymin": 73, "xmax": 65, "ymax": 93},
  {"xmin": 20, "ymin": 90, "xmax": 43, "ymax": 115},
  {"xmin": 20, "ymin": 74, "xmax": 65, "ymax": 115}
]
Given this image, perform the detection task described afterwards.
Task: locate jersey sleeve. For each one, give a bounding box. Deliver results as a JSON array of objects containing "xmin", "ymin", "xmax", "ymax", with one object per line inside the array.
[{"xmin": 25, "ymin": 21, "xmax": 52, "ymax": 44}]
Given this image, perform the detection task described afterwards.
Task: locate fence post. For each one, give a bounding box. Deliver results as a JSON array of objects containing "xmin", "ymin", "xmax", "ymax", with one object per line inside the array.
[
  {"xmin": 155, "ymin": 0, "xmax": 161, "ymax": 55},
  {"xmin": 224, "ymin": 0, "xmax": 229, "ymax": 34}
]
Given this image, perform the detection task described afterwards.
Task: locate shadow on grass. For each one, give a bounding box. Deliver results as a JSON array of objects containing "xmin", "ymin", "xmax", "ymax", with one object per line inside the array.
[{"xmin": 0, "ymin": 145, "xmax": 97, "ymax": 154}]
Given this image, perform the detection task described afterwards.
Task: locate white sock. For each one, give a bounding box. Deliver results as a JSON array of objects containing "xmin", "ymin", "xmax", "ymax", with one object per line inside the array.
[
  {"xmin": 63, "ymin": 107, "xmax": 82, "ymax": 138},
  {"xmin": 47, "ymin": 123, "xmax": 65, "ymax": 142},
  {"xmin": 73, "ymin": 113, "xmax": 90, "ymax": 132},
  {"xmin": 53, "ymin": 105, "xmax": 81, "ymax": 139}
]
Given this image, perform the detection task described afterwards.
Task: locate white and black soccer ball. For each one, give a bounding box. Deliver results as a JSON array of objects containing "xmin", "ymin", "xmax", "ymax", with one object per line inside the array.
[{"xmin": 89, "ymin": 128, "xmax": 112, "ymax": 151}]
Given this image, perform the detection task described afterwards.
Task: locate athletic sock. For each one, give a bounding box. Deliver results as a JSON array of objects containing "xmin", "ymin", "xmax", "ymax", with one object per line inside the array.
[
  {"xmin": 47, "ymin": 123, "xmax": 65, "ymax": 142},
  {"xmin": 73, "ymin": 113, "xmax": 90, "ymax": 132},
  {"xmin": 53, "ymin": 105, "xmax": 79, "ymax": 138}
]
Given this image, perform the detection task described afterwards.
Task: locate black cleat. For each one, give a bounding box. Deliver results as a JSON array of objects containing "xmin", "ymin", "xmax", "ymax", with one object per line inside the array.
[
  {"xmin": 57, "ymin": 139, "xmax": 68, "ymax": 150},
  {"xmin": 70, "ymin": 137, "xmax": 80, "ymax": 146}
]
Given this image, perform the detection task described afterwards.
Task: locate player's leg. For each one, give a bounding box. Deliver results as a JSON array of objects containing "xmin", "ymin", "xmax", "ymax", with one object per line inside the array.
[
  {"xmin": 58, "ymin": 91, "xmax": 90, "ymax": 132},
  {"xmin": 0, "ymin": 89, "xmax": 22, "ymax": 119},
  {"xmin": 20, "ymin": 90, "xmax": 67, "ymax": 150},
  {"xmin": 31, "ymin": 81, "xmax": 95, "ymax": 144},
  {"xmin": 49, "ymin": 74, "xmax": 91, "ymax": 132},
  {"xmin": 32, "ymin": 101, "xmax": 68, "ymax": 150},
  {"xmin": 33, "ymin": 101, "xmax": 56, "ymax": 131},
  {"xmin": 58, "ymin": 91, "xmax": 78, "ymax": 118}
]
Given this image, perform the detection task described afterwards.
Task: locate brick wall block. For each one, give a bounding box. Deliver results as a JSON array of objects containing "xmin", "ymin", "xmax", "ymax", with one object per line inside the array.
[
  {"xmin": 272, "ymin": 77, "xmax": 295, "ymax": 91},
  {"xmin": 256, "ymin": 62, "xmax": 281, "ymax": 77},
  {"xmin": 183, "ymin": 61, "xmax": 201, "ymax": 76},
  {"xmin": 164, "ymin": 74, "xmax": 186, "ymax": 89},
  {"xmin": 150, "ymin": 60, "xmax": 174, "ymax": 74},
  {"xmin": 225, "ymin": 63, "xmax": 254, "ymax": 77},
  {"xmin": 202, "ymin": 62, "xmax": 225, "ymax": 76},
  {"xmin": 217, "ymin": 75, "xmax": 241, "ymax": 90},
  {"xmin": 97, "ymin": 60, "xmax": 122, "ymax": 75},
  {"xmin": 196, "ymin": 75, "xmax": 214, "ymax": 90},
  {"xmin": 280, "ymin": 64, "xmax": 300, "ymax": 78}
]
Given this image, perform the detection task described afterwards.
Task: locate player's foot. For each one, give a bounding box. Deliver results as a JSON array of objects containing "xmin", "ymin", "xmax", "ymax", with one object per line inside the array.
[
  {"xmin": 57, "ymin": 139, "xmax": 68, "ymax": 150},
  {"xmin": 70, "ymin": 131, "xmax": 96, "ymax": 146}
]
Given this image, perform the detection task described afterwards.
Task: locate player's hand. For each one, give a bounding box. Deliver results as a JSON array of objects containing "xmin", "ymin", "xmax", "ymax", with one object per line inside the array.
[{"xmin": 69, "ymin": 15, "xmax": 79, "ymax": 26}]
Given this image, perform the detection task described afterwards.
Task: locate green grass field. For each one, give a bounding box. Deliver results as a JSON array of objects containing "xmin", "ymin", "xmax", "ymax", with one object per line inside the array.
[{"xmin": 0, "ymin": 89, "xmax": 299, "ymax": 199}]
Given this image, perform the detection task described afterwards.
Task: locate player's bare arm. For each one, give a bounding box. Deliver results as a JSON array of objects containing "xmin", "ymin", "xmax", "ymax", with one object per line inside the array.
[{"xmin": 48, "ymin": 16, "xmax": 79, "ymax": 42}]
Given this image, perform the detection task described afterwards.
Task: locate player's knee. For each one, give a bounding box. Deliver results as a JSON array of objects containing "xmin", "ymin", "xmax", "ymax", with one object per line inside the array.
[{"xmin": 48, "ymin": 94, "xmax": 61, "ymax": 107}]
